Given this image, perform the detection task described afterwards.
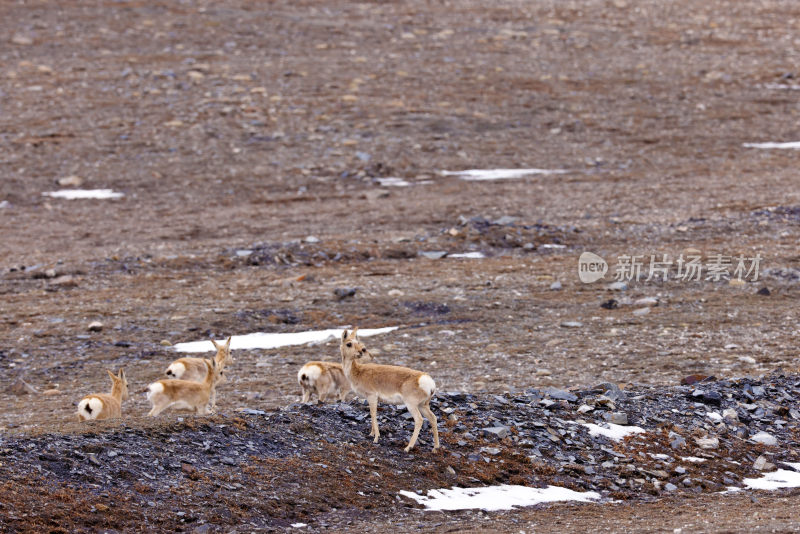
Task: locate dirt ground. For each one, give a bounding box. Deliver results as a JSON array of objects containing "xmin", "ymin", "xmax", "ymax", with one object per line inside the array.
[{"xmin": 2, "ymin": 0, "xmax": 800, "ymax": 531}]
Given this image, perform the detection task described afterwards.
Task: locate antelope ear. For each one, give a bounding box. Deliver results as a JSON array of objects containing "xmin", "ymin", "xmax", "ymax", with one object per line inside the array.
[
  {"xmin": 342, "ymin": 329, "xmax": 349, "ymax": 342},
  {"xmin": 118, "ymin": 369, "xmax": 126, "ymax": 380},
  {"xmin": 211, "ymin": 339, "xmax": 220, "ymax": 349},
  {"xmin": 107, "ymin": 370, "xmax": 117, "ymax": 381},
  {"xmin": 352, "ymin": 326, "xmax": 359, "ymax": 339},
  {"xmin": 225, "ymin": 336, "xmax": 231, "ymax": 349}
]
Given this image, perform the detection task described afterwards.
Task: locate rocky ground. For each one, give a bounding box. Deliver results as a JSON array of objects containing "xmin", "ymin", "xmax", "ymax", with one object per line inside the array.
[{"xmin": 2, "ymin": 0, "xmax": 800, "ymax": 531}]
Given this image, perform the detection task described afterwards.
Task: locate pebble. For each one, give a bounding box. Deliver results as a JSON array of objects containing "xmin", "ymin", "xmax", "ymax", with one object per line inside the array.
[
  {"xmin": 691, "ymin": 389, "xmax": 722, "ymax": 406},
  {"xmin": 756, "ymin": 287, "xmax": 770, "ymax": 296},
  {"xmin": 738, "ymin": 355, "xmax": 757, "ymax": 364},
  {"xmin": 419, "ymin": 251, "xmax": 447, "ymax": 259},
  {"xmin": 722, "ymin": 408, "xmax": 738, "ymax": 422},
  {"xmin": 57, "ymin": 175, "xmax": 84, "ymax": 187},
  {"xmin": 605, "ymin": 412, "xmax": 628, "ymax": 425},
  {"xmin": 542, "ymin": 387, "xmax": 578, "ymax": 402},
  {"xmin": 633, "ymin": 297, "xmax": 658, "ymax": 307},
  {"xmin": 753, "ymin": 455, "xmax": 775, "ymax": 471},
  {"xmin": 88, "ymin": 321, "xmax": 104, "ymax": 332},
  {"xmin": 160, "ymin": 340, "xmax": 172, "ymax": 347},
  {"xmin": 387, "ymin": 289, "xmax": 404, "ymax": 297},
  {"xmin": 695, "ymin": 437, "xmax": 719, "ymax": 449},
  {"xmin": 549, "ymin": 281, "xmax": 562, "ymax": 291},
  {"xmin": 560, "ymin": 321, "xmax": 583, "ymax": 328},
  {"xmin": 305, "ymin": 236, "xmax": 320, "ymax": 243},
  {"xmin": 333, "ymin": 288, "xmax": 357, "ymax": 300},
  {"xmin": 664, "ymin": 483, "xmax": 678, "ymax": 492},
  {"xmin": 600, "ymin": 299, "xmax": 618, "ymax": 309},
  {"xmin": 632, "ymin": 307, "xmax": 650, "ymax": 316},
  {"xmin": 482, "ymin": 426, "xmax": 510, "ymax": 439},
  {"xmin": 607, "ymin": 281, "xmax": 628, "ymax": 291},
  {"xmin": 750, "ymin": 431, "xmax": 777, "ymax": 446}
]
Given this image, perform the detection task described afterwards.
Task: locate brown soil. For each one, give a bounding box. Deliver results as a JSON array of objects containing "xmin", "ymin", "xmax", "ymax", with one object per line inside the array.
[{"xmin": 2, "ymin": 0, "xmax": 800, "ymax": 531}]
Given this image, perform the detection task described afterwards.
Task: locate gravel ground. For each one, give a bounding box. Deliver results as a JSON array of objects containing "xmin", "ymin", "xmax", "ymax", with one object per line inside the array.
[{"xmin": 2, "ymin": 0, "xmax": 800, "ymax": 531}]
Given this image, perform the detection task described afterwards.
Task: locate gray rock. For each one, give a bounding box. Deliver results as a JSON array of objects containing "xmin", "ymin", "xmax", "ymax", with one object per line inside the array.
[
  {"xmin": 753, "ymin": 455, "xmax": 775, "ymax": 471},
  {"xmin": 333, "ymin": 287, "xmax": 357, "ymax": 299},
  {"xmin": 419, "ymin": 251, "xmax": 447, "ymax": 260},
  {"xmin": 549, "ymin": 281, "xmax": 562, "ymax": 291},
  {"xmin": 482, "ymin": 426, "xmax": 510, "ymax": 439},
  {"xmin": 750, "ymin": 431, "xmax": 777, "ymax": 446},
  {"xmin": 492, "ymin": 216, "xmax": 518, "ymax": 226},
  {"xmin": 669, "ymin": 432, "xmax": 686, "ymax": 449},
  {"xmin": 607, "ymin": 281, "xmax": 628, "ymax": 291},
  {"xmin": 594, "ymin": 382, "xmax": 627, "ymax": 401},
  {"xmin": 664, "ymin": 483, "xmax": 678, "ymax": 491},
  {"xmin": 560, "ymin": 321, "xmax": 583, "ymax": 328},
  {"xmin": 542, "ymin": 387, "xmax": 578, "ymax": 402},
  {"xmin": 605, "ymin": 412, "xmax": 628, "ymax": 425}
]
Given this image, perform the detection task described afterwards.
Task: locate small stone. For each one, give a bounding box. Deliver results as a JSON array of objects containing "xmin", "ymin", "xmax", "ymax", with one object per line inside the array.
[
  {"xmin": 607, "ymin": 281, "xmax": 628, "ymax": 291},
  {"xmin": 235, "ymin": 250, "xmax": 253, "ymax": 257},
  {"xmin": 577, "ymin": 404, "xmax": 594, "ymax": 414},
  {"xmin": 753, "ymin": 455, "xmax": 775, "ymax": 471},
  {"xmin": 419, "ymin": 251, "xmax": 447, "ymax": 259},
  {"xmin": 750, "ymin": 431, "xmax": 777, "ymax": 446},
  {"xmin": 535, "ymin": 368, "xmax": 552, "ymax": 376},
  {"xmin": 305, "ymin": 235, "xmax": 320, "ymax": 243},
  {"xmin": 675, "ymin": 466, "xmax": 686, "ymax": 474},
  {"xmin": 729, "ymin": 279, "xmax": 746, "ymax": 287},
  {"xmin": 682, "ymin": 478, "xmax": 693, "ymax": 487},
  {"xmin": 8, "ymin": 378, "xmax": 38, "ymax": 395},
  {"xmin": 560, "ymin": 321, "xmax": 583, "ymax": 328},
  {"xmin": 632, "ymin": 307, "xmax": 650, "ymax": 316},
  {"xmin": 11, "ymin": 34, "xmax": 33, "ymax": 45},
  {"xmin": 664, "ymin": 483, "xmax": 678, "ymax": 491},
  {"xmin": 756, "ymin": 287, "xmax": 770, "ymax": 296},
  {"xmin": 160, "ymin": 340, "xmax": 172, "ymax": 347},
  {"xmin": 333, "ymin": 287, "xmax": 357, "ymax": 300},
  {"xmin": 88, "ymin": 321, "xmax": 104, "ymax": 332},
  {"xmin": 49, "ymin": 275, "xmax": 78, "ymax": 288},
  {"xmin": 42, "ymin": 388, "xmax": 61, "ymax": 396},
  {"xmin": 542, "ymin": 387, "xmax": 578, "ymax": 402},
  {"xmin": 482, "ymin": 426, "xmax": 510, "ymax": 439},
  {"xmin": 692, "ymin": 389, "xmax": 722, "ymax": 406},
  {"xmin": 445, "ymin": 465, "xmax": 456, "ymax": 476},
  {"xmin": 549, "ymin": 281, "xmax": 562, "ymax": 291},
  {"xmin": 388, "ymin": 289, "xmax": 404, "ymax": 297},
  {"xmin": 480, "ymin": 447, "xmax": 501, "ymax": 456},
  {"xmin": 600, "ymin": 299, "xmax": 618, "ymax": 310},
  {"xmin": 57, "ymin": 175, "xmax": 84, "ymax": 187},
  {"xmin": 492, "ymin": 216, "xmax": 518, "ymax": 226},
  {"xmin": 605, "ymin": 412, "xmax": 628, "ymax": 425},
  {"xmin": 738, "ymin": 355, "xmax": 757, "ymax": 364},
  {"xmin": 633, "ymin": 297, "xmax": 659, "ymax": 307},
  {"xmin": 681, "ymin": 374, "xmax": 711, "ymax": 386},
  {"xmin": 695, "ymin": 436, "xmax": 719, "ymax": 449},
  {"xmin": 722, "ymin": 408, "xmax": 738, "ymax": 422}
]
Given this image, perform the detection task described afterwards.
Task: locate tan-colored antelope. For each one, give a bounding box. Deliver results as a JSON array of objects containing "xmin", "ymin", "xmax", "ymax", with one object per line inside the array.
[
  {"xmin": 146, "ymin": 359, "xmax": 220, "ymax": 416},
  {"xmin": 298, "ymin": 347, "xmax": 374, "ymax": 404},
  {"xmin": 165, "ymin": 337, "xmax": 232, "ymax": 410},
  {"xmin": 77, "ymin": 369, "xmax": 129, "ymax": 421},
  {"xmin": 340, "ymin": 328, "xmax": 439, "ymax": 452}
]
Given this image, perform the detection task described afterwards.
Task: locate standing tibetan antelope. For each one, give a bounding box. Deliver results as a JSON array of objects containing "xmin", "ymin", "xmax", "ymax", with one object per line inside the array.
[
  {"xmin": 165, "ymin": 336, "xmax": 232, "ymax": 410},
  {"xmin": 77, "ymin": 369, "xmax": 129, "ymax": 421},
  {"xmin": 297, "ymin": 349, "xmax": 373, "ymax": 404},
  {"xmin": 340, "ymin": 328, "xmax": 439, "ymax": 452},
  {"xmin": 146, "ymin": 359, "xmax": 220, "ymax": 416}
]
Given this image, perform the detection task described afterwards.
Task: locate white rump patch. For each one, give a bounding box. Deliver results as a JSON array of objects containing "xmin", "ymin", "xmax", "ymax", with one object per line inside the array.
[
  {"xmin": 79, "ymin": 397, "xmax": 103, "ymax": 419},
  {"xmin": 440, "ymin": 168, "xmax": 569, "ymax": 181},
  {"xmin": 399, "ymin": 484, "xmax": 600, "ymax": 511},
  {"xmin": 166, "ymin": 361, "xmax": 186, "ymax": 378},
  {"xmin": 418, "ymin": 374, "xmax": 436, "ymax": 397},
  {"xmin": 174, "ymin": 327, "xmax": 399, "ymax": 353},
  {"xmin": 298, "ymin": 363, "xmax": 322, "ymax": 384},
  {"xmin": 147, "ymin": 382, "xmax": 165, "ymax": 398},
  {"xmin": 42, "ymin": 189, "xmax": 125, "ymax": 199}
]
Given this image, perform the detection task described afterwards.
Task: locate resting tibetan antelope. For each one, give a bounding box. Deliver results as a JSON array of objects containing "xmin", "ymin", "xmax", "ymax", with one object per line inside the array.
[
  {"xmin": 165, "ymin": 336, "xmax": 232, "ymax": 410},
  {"xmin": 298, "ymin": 350, "xmax": 373, "ymax": 403},
  {"xmin": 77, "ymin": 369, "xmax": 129, "ymax": 421},
  {"xmin": 146, "ymin": 359, "xmax": 220, "ymax": 416},
  {"xmin": 340, "ymin": 328, "xmax": 439, "ymax": 452}
]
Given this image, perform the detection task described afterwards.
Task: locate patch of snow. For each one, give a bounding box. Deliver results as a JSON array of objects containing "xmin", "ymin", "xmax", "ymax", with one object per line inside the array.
[
  {"xmin": 42, "ymin": 189, "xmax": 124, "ymax": 199},
  {"xmin": 743, "ymin": 141, "xmax": 800, "ymax": 149},
  {"xmin": 448, "ymin": 252, "xmax": 485, "ymax": 259},
  {"xmin": 399, "ymin": 484, "xmax": 600, "ymax": 511},
  {"xmin": 743, "ymin": 463, "xmax": 800, "ymax": 491},
  {"xmin": 582, "ymin": 423, "xmax": 646, "ymax": 442},
  {"xmin": 174, "ymin": 327, "xmax": 399, "ymax": 353},
  {"xmin": 290, "ymin": 523, "xmax": 308, "ymax": 528},
  {"xmin": 441, "ymin": 168, "xmax": 569, "ymax": 181},
  {"xmin": 541, "ymin": 244, "xmax": 566, "ymax": 249},
  {"xmin": 376, "ymin": 177, "xmax": 412, "ymax": 187},
  {"xmin": 681, "ymin": 456, "xmax": 707, "ymax": 463}
]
